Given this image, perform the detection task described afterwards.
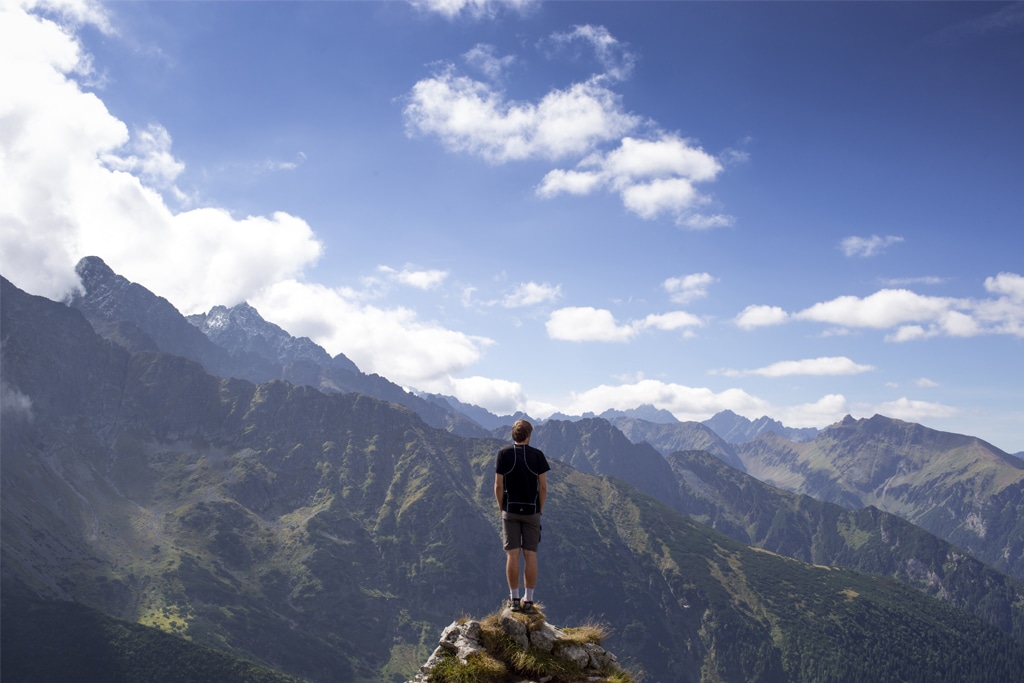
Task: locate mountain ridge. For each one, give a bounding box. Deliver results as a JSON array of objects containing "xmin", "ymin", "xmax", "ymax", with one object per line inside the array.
[{"xmin": 6, "ymin": 273, "xmax": 1024, "ymax": 681}]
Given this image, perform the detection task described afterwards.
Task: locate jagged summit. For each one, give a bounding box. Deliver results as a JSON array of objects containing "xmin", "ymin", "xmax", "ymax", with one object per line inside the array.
[
  {"xmin": 410, "ymin": 604, "xmax": 632, "ymax": 683},
  {"xmin": 187, "ymin": 301, "xmax": 359, "ymax": 373}
]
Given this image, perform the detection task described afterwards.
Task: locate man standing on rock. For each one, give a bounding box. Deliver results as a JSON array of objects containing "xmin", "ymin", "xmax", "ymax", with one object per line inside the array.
[{"xmin": 494, "ymin": 419, "xmax": 550, "ymax": 614}]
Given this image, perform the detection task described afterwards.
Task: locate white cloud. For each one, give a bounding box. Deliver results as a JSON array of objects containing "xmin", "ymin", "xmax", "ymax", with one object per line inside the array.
[
  {"xmin": 251, "ymin": 279, "xmax": 492, "ymax": 390},
  {"xmin": 874, "ymin": 397, "xmax": 961, "ymax": 421},
  {"xmin": 735, "ymin": 304, "xmax": 789, "ymax": 329},
  {"xmin": 840, "ymin": 234, "xmax": 904, "ymax": 257},
  {"xmin": 566, "ymin": 378, "xmax": 769, "ymax": 422},
  {"xmin": 406, "ymin": 33, "xmax": 732, "ymax": 225},
  {"xmin": 540, "ymin": 134, "xmax": 725, "ymax": 223},
  {"xmin": 719, "ymin": 356, "xmax": 875, "ymax": 378},
  {"xmin": 796, "ymin": 289, "xmax": 960, "ymax": 329},
  {"xmin": 463, "ymin": 43, "xmax": 516, "ymax": 81},
  {"xmin": 730, "ymin": 276, "xmax": 1021, "ymax": 341},
  {"xmin": 378, "ymin": 265, "xmax": 449, "ymax": 290},
  {"xmin": 100, "ymin": 122, "xmax": 187, "ymax": 202},
  {"xmin": 548, "ymin": 24, "xmax": 637, "ymax": 82},
  {"xmin": 450, "ymin": 375, "xmax": 525, "ymax": 415},
  {"xmin": 546, "ymin": 306, "xmax": 702, "ymax": 342},
  {"xmin": 881, "ymin": 276, "xmax": 945, "ymax": 287},
  {"xmin": 546, "ymin": 306, "xmax": 636, "ymax": 342},
  {"xmin": 503, "ymin": 281, "xmax": 561, "ymax": 308},
  {"xmin": 985, "ymin": 272, "xmax": 1024, "ymax": 300},
  {"xmin": 0, "ymin": 2, "xmax": 323, "ymax": 314},
  {"xmin": 0, "ymin": 380, "xmax": 34, "ymax": 421},
  {"xmin": 915, "ymin": 378, "xmax": 939, "ymax": 388},
  {"xmin": 774, "ymin": 394, "xmax": 851, "ymax": 428},
  {"xmin": 637, "ymin": 310, "xmax": 703, "ymax": 332},
  {"xmin": 679, "ymin": 213, "xmax": 735, "ymax": 230},
  {"xmin": 404, "ymin": 69, "xmax": 638, "ymax": 163},
  {"xmin": 664, "ymin": 272, "xmax": 716, "ymax": 304},
  {"xmin": 411, "ymin": 0, "xmax": 537, "ymax": 19}
]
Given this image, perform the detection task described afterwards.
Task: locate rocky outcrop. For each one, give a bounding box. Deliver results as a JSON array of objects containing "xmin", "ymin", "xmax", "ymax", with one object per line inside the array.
[{"xmin": 409, "ymin": 605, "xmax": 628, "ymax": 683}]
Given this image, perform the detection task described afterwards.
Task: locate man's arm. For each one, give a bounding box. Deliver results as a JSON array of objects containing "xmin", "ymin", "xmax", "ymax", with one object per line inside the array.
[
  {"xmin": 537, "ymin": 472, "xmax": 547, "ymax": 513},
  {"xmin": 494, "ymin": 473, "xmax": 504, "ymax": 511}
]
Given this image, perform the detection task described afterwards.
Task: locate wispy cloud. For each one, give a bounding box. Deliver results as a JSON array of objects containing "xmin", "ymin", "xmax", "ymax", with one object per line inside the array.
[
  {"xmin": 840, "ymin": 234, "xmax": 904, "ymax": 257},
  {"xmin": 464, "ymin": 43, "xmax": 516, "ymax": 82},
  {"xmin": 411, "ymin": 0, "xmax": 538, "ymax": 20},
  {"xmin": 664, "ymin": 272, "xmax": 716, "ymax": 304},
  {"xmin": 716, "ymin": 356, "xmax": 875, "ymax": 378},
  {"xmin": 378, "ymin": 265, "xmax": 449, "ymax": 290},
  {"xmin": 880, "ymin": 276, "xmax": 945, "ymax": 287},
  {"xmin": 547, "ymin": 24, "xmax": 637, "ymax": 82}
]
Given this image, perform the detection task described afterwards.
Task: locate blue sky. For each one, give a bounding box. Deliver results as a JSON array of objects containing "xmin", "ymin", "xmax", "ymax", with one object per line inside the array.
[{"xmin": 3, "ymin": 0, "xmax": 1023, "ymax": 452}]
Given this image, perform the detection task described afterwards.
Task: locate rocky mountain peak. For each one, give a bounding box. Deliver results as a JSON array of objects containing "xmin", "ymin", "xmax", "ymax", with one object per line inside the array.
[{"xmin": 409, "ymin": 604, "xmax": 630, "ymax": 683}]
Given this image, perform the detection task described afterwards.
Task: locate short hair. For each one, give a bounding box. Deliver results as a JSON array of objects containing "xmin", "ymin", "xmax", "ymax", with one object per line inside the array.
[{"xmin": 512, "ymin": 419, "xmax": 533, "ymax": 443}]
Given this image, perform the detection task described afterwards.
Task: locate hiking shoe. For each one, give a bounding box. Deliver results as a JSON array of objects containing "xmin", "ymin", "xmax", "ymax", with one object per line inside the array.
[
  {"xmin": 508, "ymin": 597, "xmax": 522, "ymax": 612},
  {"xmin": 521, "ymin": 600, "xmax": 535, "ymax": 614}
]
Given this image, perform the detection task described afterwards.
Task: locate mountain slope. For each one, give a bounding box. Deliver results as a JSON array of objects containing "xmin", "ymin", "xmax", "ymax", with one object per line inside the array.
[
  {"xmin": 1, "ymin": 590, "xmax": 303, "ymax": 683},
  {"xmin": 69, "ymin": 256, "xmax": 486, "ymax": 437},
  {"xmin": 5, "ymin": 275, "xmax": 1024, "ymax": 682},
  {"xmin": 702, "ymin": 409, "xmax": 818, "ymax": 443},
  {"xmin": 534, "ymin": 417, "xmax": 1024, "ymax": 643},
  {"xmin": 735, "ymin": 416, "xmax": 1024, "ymax": 580}
]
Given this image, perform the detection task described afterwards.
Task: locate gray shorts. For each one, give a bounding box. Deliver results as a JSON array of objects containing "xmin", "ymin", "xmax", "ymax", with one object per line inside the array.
[{"xmin": 502, "ymin": 512, "xmax": 542, "ymax": 552}]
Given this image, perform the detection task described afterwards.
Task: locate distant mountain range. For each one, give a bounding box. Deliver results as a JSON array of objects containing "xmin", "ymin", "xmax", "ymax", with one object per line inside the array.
[{"xmin": 4, "ymin": 261, "xmax": 1024, "ymax": 682}]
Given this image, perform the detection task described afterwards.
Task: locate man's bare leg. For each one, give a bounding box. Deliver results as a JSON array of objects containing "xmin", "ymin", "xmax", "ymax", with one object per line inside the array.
[
  {"xmin": 523, "ymin": 549, "xmax": 538, "ymax": 592},
  {"xmin": 506, "ymin": 549, "xmax": 521, "ymax": 593}
]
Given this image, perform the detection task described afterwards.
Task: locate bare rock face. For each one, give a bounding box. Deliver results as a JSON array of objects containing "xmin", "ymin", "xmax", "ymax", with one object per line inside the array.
[{"xmin": 408, "ymin": 605, "xmax": 625, "ymax": 683}]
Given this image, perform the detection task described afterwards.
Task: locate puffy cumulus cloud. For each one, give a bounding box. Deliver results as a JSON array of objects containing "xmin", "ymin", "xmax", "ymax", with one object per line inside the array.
[
  {"xmin": 378, "ymin": 265, "xmax": 449, "ymax": 290},
  {"xmin": 100, "ymin": 122, "xmax": 187, "ymax": 202},
  {"xmin": 405, "ymin": 27, "xmax": 734, "ymax": 225},
  {"xmin": 547, "ymin": 24, "xmax": 637, "ymax": 82},
  {"xmin": 0, "ymin": 1, "xmax": 322, "ymax": 314},
  {"xmin": 874, "ymin": 397, "xmax": 960, "ymax": 422},
  {"xmin": 546, "ymin": 306, "xmax": 702, "ymax": 342},
  {"xmin": 664, "ymin": 272, "xmax": 716, "ymax": 304},
  {"xmin": 404, "ymin": 68, "xmax": 638, "ymax": 163},
  {"xmin": 718, "ymin": 356, "xmax": 875, "ymax": 378},
  {"xmin": 539, "ymin": 134, "xmax": 727, "ymax": 224},
  {"xmin": 502, "ymin": 281, "xmax": 561, "ymax": 308},
  {"xmin": 450, "ymin": 375, "xmax": 526, "ymax": 415},
  {"xmin": 734, "ymin": 276, "xmax": 1024, "ymax": 340},
  {"xmin": 985, "ymin": 272, "xmax": 1024, "ymax": 300},
  {"xmin": 546, "ymin": 306, "xmax": 636, "ymax": 342},
  {"xmin": 566, "ymin": 379, "xmax": 769, "ymax": 423},
  {"xmin": 735, "ymin": 304, "xmax": 789, "ymax": 329},
  {"xmin": 840, "ymin": 234, "xmax": 904, "ymax": 257},
  {"xmin": 251, "ymin": 279, "xmax": 492, "ymax": 391},
  {"xmin": 410, "ymin": 0, "xmax": 538, "ymax": 20},
  {"xmin": 796, "ymin": 289, "xmax": 970, "ymax": 337},
  {"xmin": 774, "ymin": 394, "xmax": 851, "ymax": 429}
]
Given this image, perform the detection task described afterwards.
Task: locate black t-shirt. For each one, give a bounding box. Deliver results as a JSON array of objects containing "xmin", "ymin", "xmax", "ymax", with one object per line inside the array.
[{"xmin": 495, "ymin": 443, "xmax": 551, "ymax": 515}]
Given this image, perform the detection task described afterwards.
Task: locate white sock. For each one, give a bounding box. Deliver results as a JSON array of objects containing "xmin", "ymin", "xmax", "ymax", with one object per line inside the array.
[
  {"xmin": 524, "ymin": 588, "xmax": 534, "ymax": 602},
  {"xmin": 510, "ymin": 588, "xmax": 520, "ymax": 600}
]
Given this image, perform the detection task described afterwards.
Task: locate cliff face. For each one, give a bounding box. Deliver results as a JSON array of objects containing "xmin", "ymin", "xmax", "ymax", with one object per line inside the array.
[{"xmin": 409, "ymin": 604, "xmax": 630, "ymax": 683}]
